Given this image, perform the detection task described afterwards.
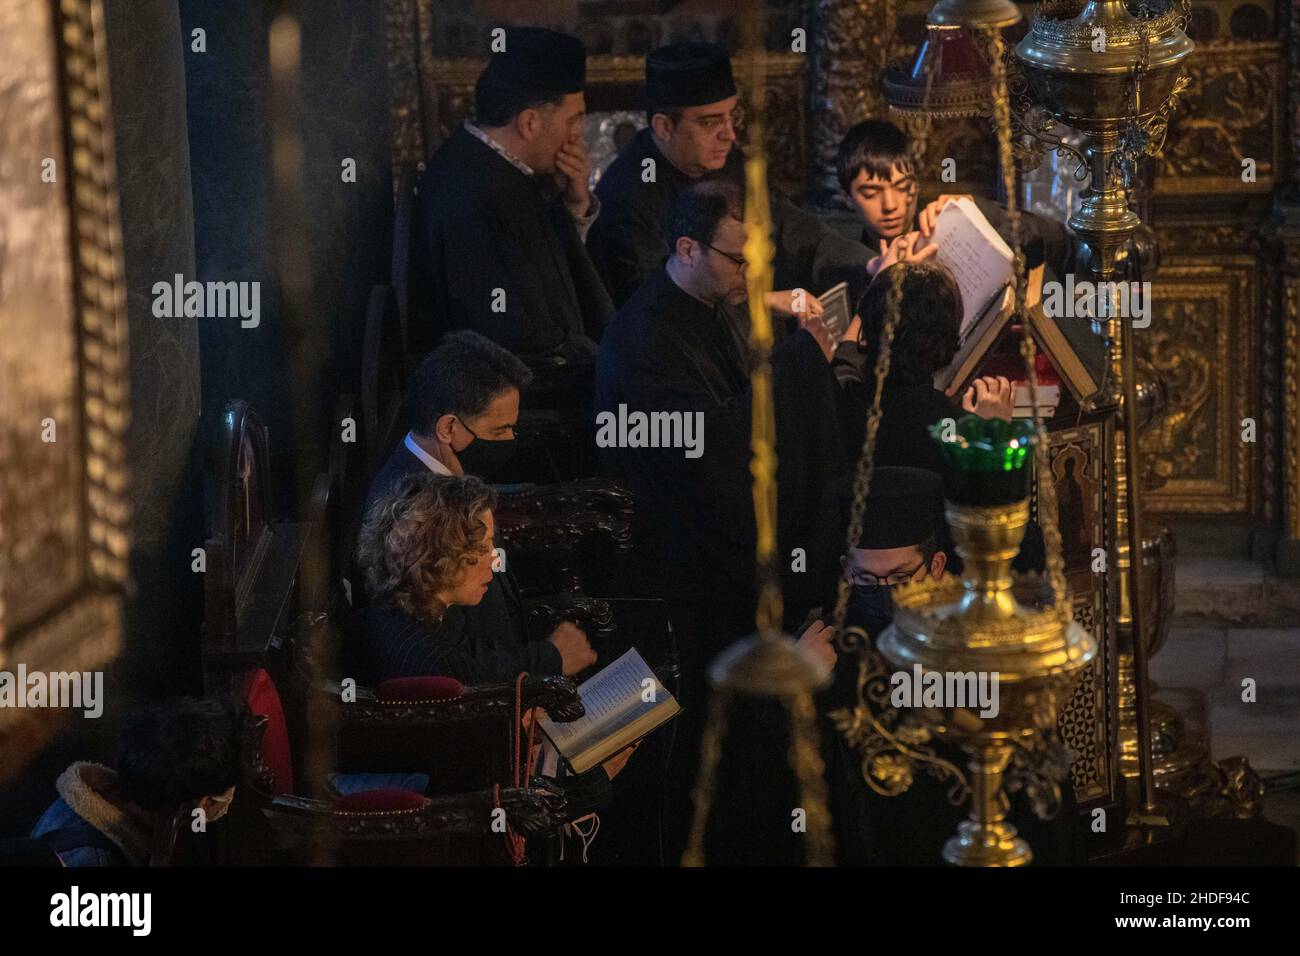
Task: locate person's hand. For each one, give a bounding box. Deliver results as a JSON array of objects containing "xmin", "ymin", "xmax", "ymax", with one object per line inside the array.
[
  {"xmin": 549, "ymin": 621, "xmax": 597, "ymax": 676},
  {"xmin": 765, "ymin": 289, "xmax": 824, "ymax": 322},
  {"xmin": 917, "ymin": 194, "xmax": 972, "ymax": 237},
  {"xmin": 800, "ymin": 314, "xmax": 836, "ymax": 362},
  {"xmin": 961, "ymin": 375, "xmax": 1015, "ymax": 420},
  {"xmin": 874, "ymin": 232, "xmax": 938, "ymax": 274},
  {"xmin": 554, "ymin": 136, "xmax": 592, "ymax": 213},
  {"xmin": 602, "ymin": 742, "xmax": 639, "ymax": 781},
  {"xmin": 797, "ymin": 619, "xmax": 837, "ymax": 679}
]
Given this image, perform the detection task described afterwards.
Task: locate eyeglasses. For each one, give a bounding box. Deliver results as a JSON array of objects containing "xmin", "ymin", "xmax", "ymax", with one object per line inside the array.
[
  {"xmin": 703, "ymin": 242, "xmax": 747, "ymax": 272},
  {"xmin": 848, "ymin": 560, "xmax": 927, "ymax": 588},
  {"xmin": 689, "ymin": 105, "xmax": 745, "ymax": 132}
]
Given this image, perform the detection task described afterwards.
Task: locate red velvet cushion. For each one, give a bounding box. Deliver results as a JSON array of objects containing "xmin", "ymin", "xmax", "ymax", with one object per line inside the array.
[
  {"xmin": 241, "ymin": 668, "xmax": 294, "ymax": 796},
  {"xmin": 332, "ymin": 788, "xmax": 429, "ymax": 814},
  {"xmin": 374, "ymin": 676, "xmax": 464, "ymax": 702}
]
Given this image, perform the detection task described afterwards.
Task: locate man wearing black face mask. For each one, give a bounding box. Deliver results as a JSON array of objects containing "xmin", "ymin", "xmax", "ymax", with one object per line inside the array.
[
  {"xmin": 801, "ymin": 467, "xmax": 953, "ymax": 864},
  {"xmin": 364, "ymin": 331, "xmax": 596, "ymax": 680},
  {"xmin": 811, "ymin": 467, "xmax": 1081, "ymax": 865}
]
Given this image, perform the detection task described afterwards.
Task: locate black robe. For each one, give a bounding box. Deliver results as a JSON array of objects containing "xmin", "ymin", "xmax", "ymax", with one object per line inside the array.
[
  {"xmin": 588, "ymin": 128, "xmax": 872, "ymax": 309},
  {"xmin": 419, "ymin": 126, "xmax": 613, "ymax": 358},
  {"xmin": 595, "ymin": 266, "xmax": 845, "ymax": 862},
  {"xmin": 595, "ymin": 266, "xmax": 843, "ymax": 630}
]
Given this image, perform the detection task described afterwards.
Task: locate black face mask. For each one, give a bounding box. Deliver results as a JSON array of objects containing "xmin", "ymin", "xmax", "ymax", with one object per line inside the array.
[
  {"xmin": 455, "ymin": 418, "xmax": 517, "ymax": 480},
  {"xmin": 848, "ymin": 585, "xmax": 895, "ymax": 639}
]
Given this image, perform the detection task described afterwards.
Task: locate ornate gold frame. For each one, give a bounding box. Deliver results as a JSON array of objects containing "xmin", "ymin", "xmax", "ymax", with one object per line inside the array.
[
  {"xmin": 1155, "ymin": 40, "xmax": 1284, "ymax": 196},
  {"xmin": 0, "ymin": 0, "xmax": 130, "ymax": 780}
]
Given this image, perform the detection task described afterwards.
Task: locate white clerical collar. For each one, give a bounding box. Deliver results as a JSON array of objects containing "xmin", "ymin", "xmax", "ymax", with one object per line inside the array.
[
  {"xmin": 464, "ymin": 121, "xmax": 534, "ymax": 177},
  {"xmin": 404, "ymin": 433, "xmax": 453, "ymax": 476}
]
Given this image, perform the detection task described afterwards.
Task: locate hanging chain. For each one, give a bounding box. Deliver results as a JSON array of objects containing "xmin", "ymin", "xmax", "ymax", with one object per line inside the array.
[
  {"xmin": 829, "ymin": 272, "xmax": 902, "ymax": 642},
  {"xmin": 739, "ymin": 0, "xmax": 782, "ymax": 640},
  {"xmin": 681, "ymin": 693, "xmax": 728, "ymax": 867},
  {"xmin": 986, "ymin": 26, "xmax": 1069, "ymax": 611}
]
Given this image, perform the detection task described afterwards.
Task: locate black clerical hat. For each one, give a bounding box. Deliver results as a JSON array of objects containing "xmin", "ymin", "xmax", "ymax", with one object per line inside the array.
[
  {"xmin": 482, "ymin": 27, "xmax": 586, "ymax": 95},
  {"xmin": 833, "ymin": 467, "xmax": 943, "ymax": 550},
  {"xmin": 646, "ymin": 42, "xmax": 737, "ymax": 109}
]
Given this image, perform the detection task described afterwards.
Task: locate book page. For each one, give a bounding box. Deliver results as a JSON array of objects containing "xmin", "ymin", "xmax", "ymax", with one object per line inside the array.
[
  {"xmin": 538, "ymin": 648, "xmax": 674, "ymax": 757},
  {"xmin": 927, "ymin": 198, "xmax": 1014, "ymax": 340}
]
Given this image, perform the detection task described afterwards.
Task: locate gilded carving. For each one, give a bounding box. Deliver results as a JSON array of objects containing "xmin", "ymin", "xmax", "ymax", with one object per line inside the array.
[
  {"xmin": 1138, "ymin": 260, "xmax": 1257, "ymax": 514},
  {"xmin": 1283, "ymin": 247, "xmax": 1300, "ymax": 538},
  {"xmin": 1043, "ymin": 423, "xmax": 1114, "ymax": 804},
  {"xmin": 809, "ymin": 0, "xmax": 895, "ymax": 203},
  {"xmin": 385, "ymin": 0, "xmax": 426, "ymax": 184},
  {"xmin": 1156, "ymin": 42, "xmax": 1282, "ymax": 193}
]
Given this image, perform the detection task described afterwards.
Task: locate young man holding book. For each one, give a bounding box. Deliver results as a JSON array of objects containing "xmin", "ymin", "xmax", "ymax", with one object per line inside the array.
[{"xmin": 835, "ymin": 120, "xmax": 1078, "ymax": 280}]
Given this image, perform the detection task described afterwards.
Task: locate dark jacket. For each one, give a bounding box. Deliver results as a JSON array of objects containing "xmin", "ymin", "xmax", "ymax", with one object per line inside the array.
[
  {"xmin": 595, "ymin": 266, "xmax": 843, "ymax": 624},
  {"xmin": 29, "ymin": 763, "xmax": 149, "ymax": 867}
]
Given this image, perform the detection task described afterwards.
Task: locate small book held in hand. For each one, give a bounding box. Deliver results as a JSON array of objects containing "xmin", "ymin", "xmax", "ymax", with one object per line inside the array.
[
  {"xmin": 537, "ymin": 648, "xmax": 681, "ymax": 775},
  {"xmin": 818, "ymin": 280, "xmax": 852, "ymax": 343}
]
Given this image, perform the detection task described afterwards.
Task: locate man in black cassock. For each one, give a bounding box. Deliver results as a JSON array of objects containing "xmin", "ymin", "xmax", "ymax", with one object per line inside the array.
[
  {"xmin": 419, "ymin": 27, "xmax": 612, "ymax": 361},
  {"xmin": 595, "ymin": 176, "xmax": 844, "ymax": 861},
  {"xmin": 587, "ymin": 42, "xmax": 878, "ymax": 312},
  {"xmin": 798, "ymin": 469, "xmax": 1083, "ymax": 865}
]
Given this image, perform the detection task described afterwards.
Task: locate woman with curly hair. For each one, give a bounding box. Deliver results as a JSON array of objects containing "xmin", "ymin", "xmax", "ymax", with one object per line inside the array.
[{"xmin": 355, "ymin": 472, "xmax": 503, "ymax": 684}]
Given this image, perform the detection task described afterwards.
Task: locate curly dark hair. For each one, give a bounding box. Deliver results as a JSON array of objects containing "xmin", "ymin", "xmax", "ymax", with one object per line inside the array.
[
  {"xmin": 117, "ymin": 697, "xmax": 242, "ymax": 811},
  {"xmin": 356, "ymin": 472, "xmax": 497, "ymax": 623},
  {"xmin": 856, "ymin": 261, "xmax": 964, "ymax": 385}
]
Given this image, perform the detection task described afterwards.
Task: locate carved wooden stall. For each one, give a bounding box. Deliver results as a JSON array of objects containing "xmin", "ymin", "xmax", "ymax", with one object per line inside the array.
[{"xmin": 198, "ymin": 397, "xmax": 594, "ymax": 864}]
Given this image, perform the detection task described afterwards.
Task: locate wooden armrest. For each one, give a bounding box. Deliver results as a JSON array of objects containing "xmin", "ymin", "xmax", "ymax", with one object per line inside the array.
[
  {"xmin": 334, "ymin": 674, "xmax": 583, "ymax": 725},
  {"xmin": 525, "ymin": 594, "xmax": 615, "ymax": 643},
  {"xmin": 267, "ymin": 782, "xmax": 568, "ymax": 838},
  {"xmin": 497, "ymin": 477, "xmax": 634, "ymax": 518}
]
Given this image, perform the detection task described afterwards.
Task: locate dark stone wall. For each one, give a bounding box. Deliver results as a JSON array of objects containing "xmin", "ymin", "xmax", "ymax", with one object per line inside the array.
[
  {"xmin": 179, "ymin": 0, "xmax": 286, "ymax": 453},
  {"xmin": 181, "ymin": 0, "xmax": 392, "ymax": 492},
  {"xmin": 108, "ymin": 0, "xmax": 206, "ymax": 705},
  {"xmin": 301, "ymin": 0, "xmax": 394, "ymax": 405}
]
